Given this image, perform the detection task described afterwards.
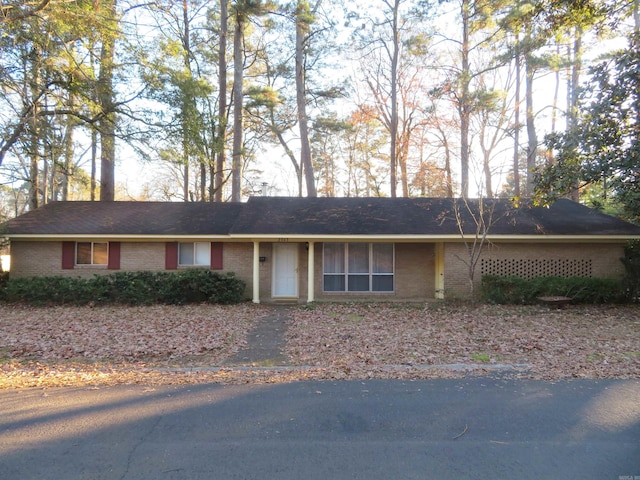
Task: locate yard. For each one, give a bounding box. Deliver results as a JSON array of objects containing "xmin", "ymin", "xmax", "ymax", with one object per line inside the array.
[{"xmin": 0, "ymin": 302, "xmax": 639, "ymax": 387}]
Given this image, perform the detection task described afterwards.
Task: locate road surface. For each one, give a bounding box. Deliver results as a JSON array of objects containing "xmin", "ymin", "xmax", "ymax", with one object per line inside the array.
[{"xmin": 1, "ymin": 378, "xmax": 639, "ymax": 479}]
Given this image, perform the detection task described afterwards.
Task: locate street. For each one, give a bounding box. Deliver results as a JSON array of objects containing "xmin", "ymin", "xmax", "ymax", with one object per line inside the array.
[{"xmin": 1, "ymin": 378, "xmax": 639, "ymax": 479}]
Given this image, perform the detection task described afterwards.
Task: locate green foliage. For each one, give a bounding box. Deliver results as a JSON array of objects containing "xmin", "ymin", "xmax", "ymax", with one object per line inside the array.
[
  {"xmin": 537, "ymin": 34, "xmax": 640, "ymax": 223},
  {"xmin": 481, "ymin": 275, "xmax": 627, "ymax": 305},
  {"xmin": 621, "ymin": 240, "xmax": 640, "ymax": 302},
  {"xmin": 1, "ymin": 270, "xmax": 246, "ymax": 306},
  {"xmin": 0, "ymin": 271, "xmax": 9, "ymax": 300}
]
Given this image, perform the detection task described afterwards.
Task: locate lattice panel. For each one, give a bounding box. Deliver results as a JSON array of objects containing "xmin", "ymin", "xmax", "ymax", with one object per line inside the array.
[{"xmin": 480, "ymin": 258, "xmax": 592, "ymax": 279}]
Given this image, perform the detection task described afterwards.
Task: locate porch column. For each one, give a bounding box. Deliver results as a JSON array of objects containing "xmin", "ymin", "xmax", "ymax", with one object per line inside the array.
[
  {"xmin": 252, "ymin": 241, "xmax": 260, "ymax": 304},
  {"xmin": 434, "ymin": 242, "xmax": 445, "ymax": 300},
  {"xmin": 307, "ymin": 241, "xmax": 315, "ymax": 303}
]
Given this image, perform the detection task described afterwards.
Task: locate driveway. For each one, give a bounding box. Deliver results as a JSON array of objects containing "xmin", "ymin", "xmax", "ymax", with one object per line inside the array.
[{"xmin": 1, "ymin": 378, "xmax": 638, "ymax": 479}]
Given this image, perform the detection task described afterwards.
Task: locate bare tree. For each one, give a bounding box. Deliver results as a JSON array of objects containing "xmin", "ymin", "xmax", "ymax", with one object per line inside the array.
[{"xmin": 451, "ymin": 196, "xmax": 501, "ymax": 300}]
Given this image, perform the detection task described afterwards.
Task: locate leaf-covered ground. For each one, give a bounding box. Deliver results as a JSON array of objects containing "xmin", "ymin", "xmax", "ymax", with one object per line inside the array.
[
  {"xmin": 0, "ymin": 302, "xmax": 638, "ymax": 388},
  {"xmin": 286, "ymin": 303, "xmax": 640, "ymax": 381}
]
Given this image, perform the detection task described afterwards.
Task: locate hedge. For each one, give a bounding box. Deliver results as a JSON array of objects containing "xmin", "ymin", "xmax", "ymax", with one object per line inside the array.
[
  {"xmin": 481, "ymin": 275, "xmax": 627, "ymax": 305},
  {"xmin": 1, "ymin": 269, "xmax": 246, "ymax": 305}
]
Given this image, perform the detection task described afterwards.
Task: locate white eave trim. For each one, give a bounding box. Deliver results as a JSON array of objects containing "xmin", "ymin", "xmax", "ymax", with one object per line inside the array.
[
  {"xmin": 3, "ymin": 234, "xmax": 231, "ymax": 241},
  {"xmin": 5, "ymin": 233, "xmax": 640, "ymax": 243}
]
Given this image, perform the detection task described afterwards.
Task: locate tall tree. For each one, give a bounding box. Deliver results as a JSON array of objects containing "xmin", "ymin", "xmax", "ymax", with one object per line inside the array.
[
  {"xmin": 537, "ymin": 33, "xmax": 640, "ymax": 222},
  {"xmin": 215, "ymin": 0, "xmax": 229, "ymax": 202},
  {"xmin": 450, "ymin": 0, "xmax": 509, "ymax": 198},
  {"xmin": 97, "ymin": 0, "xmax": 118, "ymax": 201},
  {"xmin": 294, "ymin": 0, "xmax": 317, "ymax": 196},
  {"xmin": 230, "ymin": 0, "xmax": 271, "ymax": 201},
  {"xmin": 351, "ymin": 0, "xmax": 434, "ymax": 197}
]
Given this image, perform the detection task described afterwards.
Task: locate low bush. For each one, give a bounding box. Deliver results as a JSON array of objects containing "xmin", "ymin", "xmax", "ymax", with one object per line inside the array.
[
  {"xmin": 2, "ymin": 270, "xmax": 246, "ymax": 305},
  {"xmin": 0, "ymin": 271, "xmax": 9, "ymax": 301},
  {"xmin": 621, "ymin": 239, "xmax": 640, "ymax": 302},
  {"xmin": 481, "ymin": 275, "xmax": 627, "ymax": 304}
]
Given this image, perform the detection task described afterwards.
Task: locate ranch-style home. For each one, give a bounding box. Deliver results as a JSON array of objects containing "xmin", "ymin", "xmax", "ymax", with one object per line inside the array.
[{"xmin": 3, "ymin": 196, "xmax": 640, "ymax": 303}]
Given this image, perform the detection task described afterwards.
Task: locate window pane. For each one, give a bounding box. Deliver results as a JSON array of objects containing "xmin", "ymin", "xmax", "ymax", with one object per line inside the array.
[
  {"xmin": 324, "ymin": 275, "xmax": 345, "ymax": 291},
  {"xmin": 373, "ymin": 275, "xmax": 394, "ymax": 292},
  {"xmin": 93, "ymin": 243, "xmax": 108, "ymax": 265},
  {"xmin": 194, "ymin": 242, "xmax": 210, "ymax": 265},
  {"xmin": 179, "ymin": 243, "xmax": 194, "ymax": 265},
  {"xmin": 76, "ymin": 243, "xmax": 92, "ymax": 264},
  {"xmin": 372, "ymin": 243, "xmax": 393, "ymax": 273},
  {"xmin": 348, "ymin": 274, "xmax": 369, "ymax": 291},
  {"xmin": 323, "ymin": 243, "xmax": 345, "ymax": 273},
  {"xmin": 348, "ymin": 243, "xmax": 369, "ymax": 273}
]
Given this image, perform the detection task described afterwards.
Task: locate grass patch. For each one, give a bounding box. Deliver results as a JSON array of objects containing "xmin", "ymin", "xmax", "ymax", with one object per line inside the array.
[
  {"xmin": 470, "ymin": 353, "xmax": 491, "ymax": 363},
  {"xmin": 586, "ymin": 353, "xmax": 605, "ymax": 362}
]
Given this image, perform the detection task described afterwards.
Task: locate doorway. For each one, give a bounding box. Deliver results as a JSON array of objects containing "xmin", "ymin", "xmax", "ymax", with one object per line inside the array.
[{"xmin": 273, "ymin": 243, "xmax": 298, "ymax": 298}]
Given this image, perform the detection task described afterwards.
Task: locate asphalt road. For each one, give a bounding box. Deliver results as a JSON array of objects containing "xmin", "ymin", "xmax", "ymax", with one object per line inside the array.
[{"xmin": 1, "ymin": 378, "xmax": 639, "ymax": 480}]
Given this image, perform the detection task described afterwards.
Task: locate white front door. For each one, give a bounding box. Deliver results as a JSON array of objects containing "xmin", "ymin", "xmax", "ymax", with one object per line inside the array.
[{"xmin": 273, "ymin": 243, "xmax": 298, "ymax": 297}]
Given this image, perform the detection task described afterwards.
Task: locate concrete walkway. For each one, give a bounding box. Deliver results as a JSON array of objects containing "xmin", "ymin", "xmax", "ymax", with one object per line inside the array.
[{"xmin": 224, "ymin": 306, "xmax": 291, "ymax": 366}]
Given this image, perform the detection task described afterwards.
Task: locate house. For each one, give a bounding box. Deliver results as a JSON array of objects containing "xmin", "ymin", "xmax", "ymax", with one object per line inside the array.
[{"xmin": 3, "ymin": 197, "xmax": 640, "ymax": 302}]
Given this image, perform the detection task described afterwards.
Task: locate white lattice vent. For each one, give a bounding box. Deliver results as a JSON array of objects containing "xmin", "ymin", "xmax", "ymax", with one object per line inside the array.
[{"xmin": 480, "ymin": 258, "xmax": 592, "ymax": 279}]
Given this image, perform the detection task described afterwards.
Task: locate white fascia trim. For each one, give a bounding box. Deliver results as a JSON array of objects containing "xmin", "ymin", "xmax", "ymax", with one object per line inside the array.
[
  {"xmin": 4, "ymin": 234, "xmax": 231, "ymax": 241},
  {"xmin": 231, "ymin": 234, "xmax": 640, "ymax": 243},
  {"xmin": 6, "ymin": 233, "xmax": 640, "ymax": 243}
]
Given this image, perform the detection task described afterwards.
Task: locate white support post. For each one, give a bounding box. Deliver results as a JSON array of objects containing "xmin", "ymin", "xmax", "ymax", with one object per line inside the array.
[
  {"xmin": 307, "ymin": 241, "xmax": 315, "ymax": 303},
  {"xmin": 252, "ymin": 241, "xmax": 260, "ymax": 304},
  {"xmin": 435, "ymin": 242, "xmax": 445, "ymax": 300}
]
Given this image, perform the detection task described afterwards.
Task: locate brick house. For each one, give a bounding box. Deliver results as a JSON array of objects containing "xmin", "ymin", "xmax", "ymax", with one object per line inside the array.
[{"xmin": 3, "ymin": 197, "xmax": 640, "ymax": 302}]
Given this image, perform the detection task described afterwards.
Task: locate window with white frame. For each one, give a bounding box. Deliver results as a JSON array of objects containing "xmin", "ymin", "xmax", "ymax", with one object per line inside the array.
[
  {"xmin": 179, "ymin": 242, "xmax": 210, "ymax": 266},
  {"xmin": 323, "ymin": 243, "xmax": 394, "ymax": 292},
  {"xmin": 76, "ymin": 242, "xmax": 108, "ymax": 265}
]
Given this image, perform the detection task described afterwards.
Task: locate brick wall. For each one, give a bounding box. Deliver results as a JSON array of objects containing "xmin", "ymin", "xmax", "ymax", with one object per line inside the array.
[
  {"xmin": 443, "ymin": 241, "xmax": 627, "ymax": 299},
  {"xmin": 9, "ymin": 239, "xmax": 629, "ymax": 303},
  {"xmin": 10, "ymin": 241, "xmax": 70, "ymax": 278}
]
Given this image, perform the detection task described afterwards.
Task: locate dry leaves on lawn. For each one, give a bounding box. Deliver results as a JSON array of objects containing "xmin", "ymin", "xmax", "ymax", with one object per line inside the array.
[
  {"xmin": 1, "ymin": 302, "xmax": 639, "ymax": 388},
  {"xmin": 0, "ymin": 303, "xmax": 261, "ymax": 364},
  {"xmin": 286, "ymin": 303, "xmax": 640, "ymax": 380}
]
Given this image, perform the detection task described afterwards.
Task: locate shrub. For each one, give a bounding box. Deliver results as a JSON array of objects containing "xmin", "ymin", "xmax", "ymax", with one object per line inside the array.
[
  {"xmin": 0, "ymin": 271, "xmax": 10, "ymax": 301},
  {"xmin": 156, "ymin": 269, "xmax": 246, "ymax": 305},
  {"xmin": 621, "ymin": 239, "xmax": 640, "ymax": 302},
  {"xmin": 481, "ymin": 275, "xmax": 626, "ymax": 305},
  {"xmin": 2, "ymin": 270, "xmax": 246, "ymax": 305}
]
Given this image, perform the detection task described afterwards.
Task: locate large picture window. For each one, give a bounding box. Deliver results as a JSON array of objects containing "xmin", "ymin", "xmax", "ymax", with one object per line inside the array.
[
  {"xmin": 179, "ymin": 242, "xmax": 210, "ymax": 266},
  {"xmin": 76, "ymin": 242, "xmax": 108, "ymax": 265},
  {"xmin": 323, "ymin": 243, "xmax": 394, "ymax": 292}
]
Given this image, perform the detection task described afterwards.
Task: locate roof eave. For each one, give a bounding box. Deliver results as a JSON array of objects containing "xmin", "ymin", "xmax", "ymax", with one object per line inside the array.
[
  {"xmin": 5, "ymin": 233, "xmax": 639, "ymax": 243},
  {"xmin": 3, "ymin": 234, "xmax": 231, "ymax": 241},
  {"xmin": 229, "ymin": 233, "xmax": 640, "ymax": 243}
]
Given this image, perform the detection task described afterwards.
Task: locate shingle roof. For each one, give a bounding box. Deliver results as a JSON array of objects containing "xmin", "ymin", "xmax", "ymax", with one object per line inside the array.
[
  {"xmin": 2, "ymin": 201, "xmax": 243, "ymax": 235},
  {"xmin": 3, "ymin": 197, "xmax": 640, "ymax": 237},
  {"xmin": 232, "ymin": 197, "xmax": 640, "ymax": 236}
]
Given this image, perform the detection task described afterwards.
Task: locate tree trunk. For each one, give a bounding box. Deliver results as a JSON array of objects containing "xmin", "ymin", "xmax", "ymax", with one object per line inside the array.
[
  {"xmin": 513, "ymin": 31, "xmax": 521, "ymax": 197},
  {"xmin": 61, "ymin": 109, "xmax": 75, "ymax": 201},
  {"xmin": 28, "ymin": 48, "xmax": 41, "ymax": 210},
  {"xmin": 295, "ymin": 0, "xmax": 316, "ymax": 197},
  {"xmin": 231, "ymin": 11, "xmax": 243, "ymax": 202},
  {"xmin": 389, "ymin": 0, "xmax": 400, "ymax": 197},
  {"xmin": 214, "ymin": 0, "xmax": 228, "ymax": 202},
  {"xmin": 459, "ymin": 0, "xmax": 471, "ymax": 198},
  {"xmin": 98, "ymin": 0, "xmax": 117, "ymax": 202},
  {"xmin": 568, "ymin": 25, "xmax": 582, "ymax": 201},
  {"xmin": 524, "ymin": 26, "xmax": 536, "ymax": 197}
]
